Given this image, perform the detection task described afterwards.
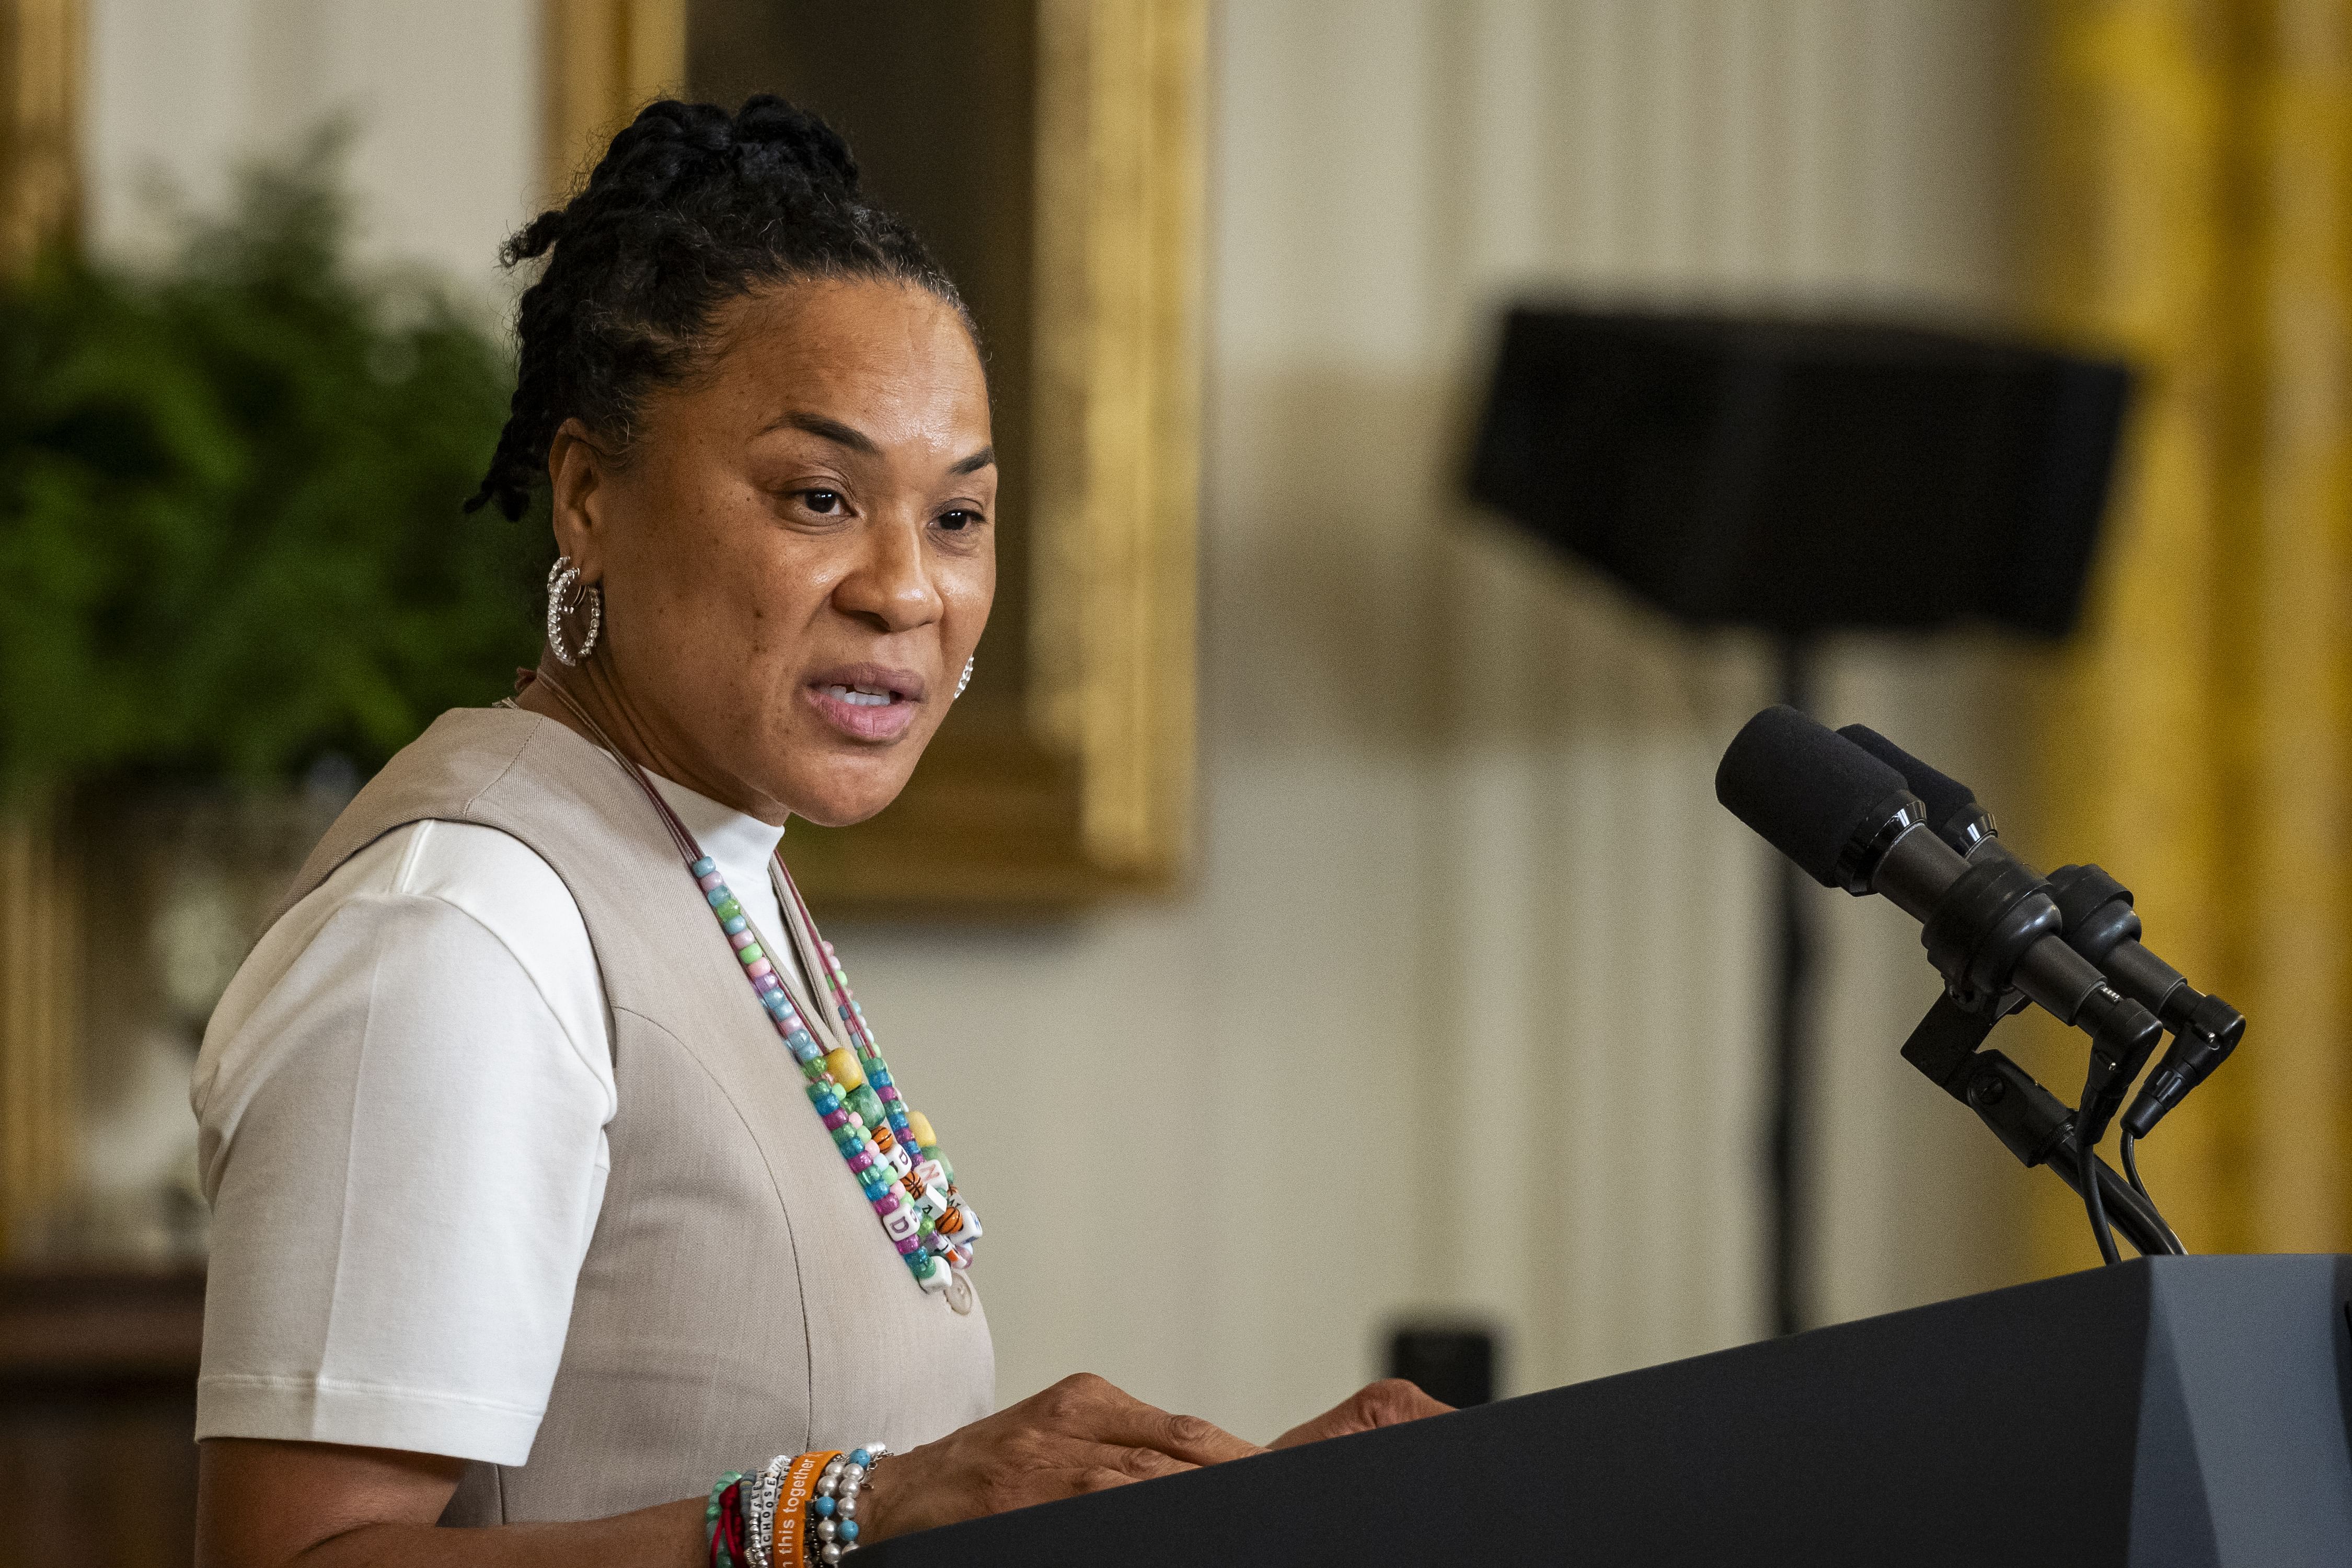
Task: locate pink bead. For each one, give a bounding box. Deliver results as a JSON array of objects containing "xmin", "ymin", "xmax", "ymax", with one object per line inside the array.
[
  {"xmin": 698, "ymin": 872, "xmax": 724, "ymax": 893},
  {"xmin": 823, "ymin": 1110, "xmax": 849, "ymax": 1131},
  {"xmin": 873, "ymin": 1192, "xmax": 900, "ymax": 1214},
  {"xmin": 895, "ymin": 1235, "xmax": 921, "ymax": 1254},
  {"xmin": 745, "ymin": 958, "xmax": 773, "ymax": 979},
  {"xmin": 729, "ymin": 929, "xmax": 755, "ymax": 950},
  {"xmin": 876, "ymin": 1085, "xmax": 901, "ymax": 1101}
]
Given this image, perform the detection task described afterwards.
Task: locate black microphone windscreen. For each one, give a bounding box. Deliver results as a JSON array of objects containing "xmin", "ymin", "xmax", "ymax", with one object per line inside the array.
[
  {"xmin": 1837, "ymin": 724, "xmax": 1978, "ymax": 831},
  {"xmin": 1716, "ymin": 706, "xmax": 1909, "ymax": 887}
]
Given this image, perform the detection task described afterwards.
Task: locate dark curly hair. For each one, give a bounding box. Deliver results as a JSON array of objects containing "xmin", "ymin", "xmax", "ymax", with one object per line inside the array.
[{"xmin": 465, "ymin": 95, "xmax": 972, "ymax": 522}]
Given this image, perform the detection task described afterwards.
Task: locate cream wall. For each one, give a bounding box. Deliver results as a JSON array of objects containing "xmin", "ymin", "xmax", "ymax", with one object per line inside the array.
[
  {"xmin": 83, "ymin": 0, "xmax": 537, "ymax": 293},
  {"xmin": 88, "ymin": 0, "xmax": 2051, "ymax": 1445}
]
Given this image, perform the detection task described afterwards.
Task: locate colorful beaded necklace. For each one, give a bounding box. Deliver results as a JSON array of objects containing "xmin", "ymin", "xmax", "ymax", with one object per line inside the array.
[{"xmin": 531, "ymin": 676, "xmax": 982, "ymax": 1294}]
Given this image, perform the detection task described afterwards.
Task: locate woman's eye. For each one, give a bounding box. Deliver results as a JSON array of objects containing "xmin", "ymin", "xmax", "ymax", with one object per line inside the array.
[
  {"xmin": 800, "ymin": 489, "xmax": 845, "ymax": 515},
  {"xmin": 938, "ymin": 509, "xmax": 982, "ymax": 532}
]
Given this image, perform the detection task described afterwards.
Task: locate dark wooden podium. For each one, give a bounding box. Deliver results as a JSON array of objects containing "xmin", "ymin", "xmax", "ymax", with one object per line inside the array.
[{"xmin": 866, "ymin": 1256, "xmax": 2352, "ymax": 1567}]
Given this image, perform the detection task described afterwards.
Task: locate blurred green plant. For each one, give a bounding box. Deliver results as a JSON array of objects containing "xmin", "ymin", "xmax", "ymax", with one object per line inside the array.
[{"xmin": 0, "ymin": 143, "xmax": 538, "ymax": 795}]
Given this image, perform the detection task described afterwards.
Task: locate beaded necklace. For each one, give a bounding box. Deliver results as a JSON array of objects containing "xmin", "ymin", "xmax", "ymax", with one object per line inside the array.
[{"xmin": 528, "ymin": 677, "xmax": 982, "ymax": 1294}]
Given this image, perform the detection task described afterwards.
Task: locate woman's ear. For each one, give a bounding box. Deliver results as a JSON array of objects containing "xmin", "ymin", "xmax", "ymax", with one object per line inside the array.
[{"xmin": 547, "ymin": 418, "xmax": 610, "ymax": 581}]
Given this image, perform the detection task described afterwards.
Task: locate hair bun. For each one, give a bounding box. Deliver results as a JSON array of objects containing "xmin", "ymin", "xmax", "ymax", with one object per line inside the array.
[
  {"xmin": 467, "ymin": 93, "xmax": 961, "ymax": 523},
  {"xmin": 732, "ymin": 94, "xmax": 861, "ymax": 193}
]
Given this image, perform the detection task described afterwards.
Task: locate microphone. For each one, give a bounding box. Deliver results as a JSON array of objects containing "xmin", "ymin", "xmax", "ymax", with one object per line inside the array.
[
  {"xmin": 1835, "ymin": 724, "xmax": 2242, "ymax": 1139},
  {"xmin": 1715, "ymin": 707, "xmax": 2162, "ymax": 1148}
]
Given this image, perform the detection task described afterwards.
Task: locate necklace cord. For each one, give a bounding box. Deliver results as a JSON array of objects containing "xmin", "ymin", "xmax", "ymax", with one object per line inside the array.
[{"xmin": 533, "ymin": 671, "xmax": 706, "ymax": 865}]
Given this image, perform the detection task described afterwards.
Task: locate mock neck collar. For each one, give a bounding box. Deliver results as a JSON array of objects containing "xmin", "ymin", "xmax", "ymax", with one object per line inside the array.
[{"xmin": 645, "ymin": 771, "xmax": 788, "ymax": 878}]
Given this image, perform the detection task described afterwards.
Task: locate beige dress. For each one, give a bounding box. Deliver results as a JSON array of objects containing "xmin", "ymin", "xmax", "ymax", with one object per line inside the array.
[{"xmin": 269, "ymin": 706, "xmax": 994, "ymax": 1524}]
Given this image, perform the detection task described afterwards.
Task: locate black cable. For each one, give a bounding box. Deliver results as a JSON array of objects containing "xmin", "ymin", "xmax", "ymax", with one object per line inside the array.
[
  {"xmin": 2119, "ymin": 1133, "xmax": 2186, "ymax": 1255},
  {"xmin": 2079, "ymin": 1120, "xmax": 2123, "ymax": 1265},
  {"xmin": 2120, "ymin": 1131, "xmax": 2150, "ymax": 1203}
]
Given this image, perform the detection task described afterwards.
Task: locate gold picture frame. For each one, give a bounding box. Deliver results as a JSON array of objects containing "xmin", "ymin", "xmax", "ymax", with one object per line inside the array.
[
  {"xmin": 0, "ymin": 0, "xmax": 81, "ymax": 1258},
  {"xmin": 545, "ymin": 0, "xmax": 1203, "ymax": 910}
]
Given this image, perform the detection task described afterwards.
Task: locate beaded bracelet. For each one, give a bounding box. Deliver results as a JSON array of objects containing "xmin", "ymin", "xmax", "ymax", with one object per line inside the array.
[
  {"xmin": 747, "ymin": 1453, "xmax": 792, "ymax": 1568},
  {"xmin": 811, "ymin": 1445, "xmax": 889, "ymax": 1563},
  {"xmin": 705, "ymin": 1471, "xmax": 747, "ymax": 1568}
]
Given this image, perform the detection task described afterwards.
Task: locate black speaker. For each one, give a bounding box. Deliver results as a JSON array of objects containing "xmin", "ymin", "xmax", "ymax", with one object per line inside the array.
[
  {"xmin": 1467, "ymin": 307, "xmax": 2130, "ymax": 638},
  {"xmin": 1465, "ymin": 305, "xmax": 2132, "ymax": 1339}
]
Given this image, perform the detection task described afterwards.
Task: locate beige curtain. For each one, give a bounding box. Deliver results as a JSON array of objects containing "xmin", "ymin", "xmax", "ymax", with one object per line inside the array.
[{"xmin": 2031, "ymin": 0, "xmax": 2352, "ymax": 1264}]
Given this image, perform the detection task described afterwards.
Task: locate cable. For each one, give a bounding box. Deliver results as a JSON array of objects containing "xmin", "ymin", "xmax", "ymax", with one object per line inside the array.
[
  {"xmin": 2121, "ymin": 1132, "xmax": 2151, "ymax": 1203},
  {"xmin": 2119, "ymin": 1134, "xmax": 2186, "ymax": 1256},
  {"xmin": 2079, "ymin": 1119, "xmax": 2123, "ymax": 1266}
]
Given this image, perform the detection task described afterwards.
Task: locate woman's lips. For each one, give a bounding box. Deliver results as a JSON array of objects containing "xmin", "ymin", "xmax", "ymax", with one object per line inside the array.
[{"xmin": 803, "ymin": 667, "xmax": 925, "ymax": 742}]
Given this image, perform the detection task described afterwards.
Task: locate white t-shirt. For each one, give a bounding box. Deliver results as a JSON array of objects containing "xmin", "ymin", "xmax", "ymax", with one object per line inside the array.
[{"xmin": 191, "ymin": 773, "xmax": 801, "ymax": 1465}]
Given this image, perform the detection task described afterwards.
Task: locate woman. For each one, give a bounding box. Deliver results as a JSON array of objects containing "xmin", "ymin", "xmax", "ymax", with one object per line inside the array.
[{"xmin": 192, "ymin": 97, "xmax": 1440, "ymax": 1566}]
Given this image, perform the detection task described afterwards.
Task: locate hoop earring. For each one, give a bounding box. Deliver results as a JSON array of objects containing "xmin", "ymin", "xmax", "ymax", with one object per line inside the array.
[
  {"xmin": 955, "ymin": 656, "xmax": 974, "ymax": 699},
  {"xmin": 546, "ymin": 556, "xmax": 603, "ymax": 665}
]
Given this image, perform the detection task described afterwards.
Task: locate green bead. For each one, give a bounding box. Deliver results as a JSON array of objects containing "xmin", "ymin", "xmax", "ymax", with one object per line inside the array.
[
  {"xmin": 848, "ymin": 1086, "xmax": 883, "ymax": 1123},
  {"xmin": 737, "ymin": 942, "xmax": 764, "ymax": 964},
  {"xmin": 716, "ymin": 898, "xmax": 743, "ymax": 921},
  {"xmin": 916, "ymin": 1214, "xmax": 935, "ymax": 1238}
]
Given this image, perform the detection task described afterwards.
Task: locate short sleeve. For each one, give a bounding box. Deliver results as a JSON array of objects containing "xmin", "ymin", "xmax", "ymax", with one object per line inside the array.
[{"xmin": 194, "ymin": 829, "xmax": 614, "ymax": 1466}]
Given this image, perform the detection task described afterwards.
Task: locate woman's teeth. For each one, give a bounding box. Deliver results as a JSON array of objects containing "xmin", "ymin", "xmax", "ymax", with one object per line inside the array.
[{"xmin": 824, "ymin": 684, "xmax": 896, "ymax": 708}]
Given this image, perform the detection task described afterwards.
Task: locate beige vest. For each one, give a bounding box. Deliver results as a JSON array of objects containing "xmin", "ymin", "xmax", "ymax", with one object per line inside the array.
[{"xmin": 273, "ymin": 707, "xmax": 994, "ymax": 1524}]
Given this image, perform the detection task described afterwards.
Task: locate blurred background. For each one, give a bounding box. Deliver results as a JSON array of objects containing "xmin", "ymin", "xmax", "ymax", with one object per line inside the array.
[{"xmin": 4, "ymin": 1, "xmax": 2350, "ymax": 1562}]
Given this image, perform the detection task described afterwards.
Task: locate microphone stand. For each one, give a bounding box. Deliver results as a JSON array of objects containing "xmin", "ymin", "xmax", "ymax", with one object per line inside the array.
[
  {"xmin": 1767, "ymin": 637, "xmax": 1816, "ymax": 1336},
  {"xmin": 1900, "ymin": 994, "xmax": 2181, "ymax": 1259}
]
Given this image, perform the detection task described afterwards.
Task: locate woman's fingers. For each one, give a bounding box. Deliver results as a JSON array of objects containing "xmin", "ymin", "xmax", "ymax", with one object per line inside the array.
[
  {"xmin": 1093, "ymin": 1404, "xmax": 1264, "ymax": 1466},
  {"xmin": 1270, "ymin": 1378, "xmax": 1453, "ymax": 1449},
  {"xmin": 1082, "ymin": 1443, "xmax": 1197, "ymax": 1484},
  {"xmin": 1029, "ymin": 1373, "xmax": 1263, "ymax": 1465},
  {"xmin": 862, "ymin": 1372, "xmax": 1262, "ymax": 1543}
]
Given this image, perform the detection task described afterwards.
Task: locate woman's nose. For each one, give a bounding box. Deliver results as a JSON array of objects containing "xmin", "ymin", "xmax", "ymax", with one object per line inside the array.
[{"xmin": 832, "ymin": 516, "xmax": 942, "ymax": 633}]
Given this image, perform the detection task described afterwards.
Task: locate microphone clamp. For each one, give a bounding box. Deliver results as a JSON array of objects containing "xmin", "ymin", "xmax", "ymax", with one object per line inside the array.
[{"xmin": 1919, "ymin": 856, "xmax": 2063, "ymax": 1014}]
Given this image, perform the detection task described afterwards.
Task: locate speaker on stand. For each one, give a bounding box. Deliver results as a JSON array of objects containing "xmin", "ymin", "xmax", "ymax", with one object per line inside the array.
[{"xmin": 1467, "ymin": 307, "xmax": 2130, "ymax": 1334}]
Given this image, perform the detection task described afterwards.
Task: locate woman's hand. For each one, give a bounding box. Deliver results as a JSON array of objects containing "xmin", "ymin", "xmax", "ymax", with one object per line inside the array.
[
  {"xmin": 1269, "ymin": 1378, "xmax": 1453, "ymax": 1448},
  {"xmin": 858, "ymin": 1373, "xmax": 1261, "ymax": 1542}
]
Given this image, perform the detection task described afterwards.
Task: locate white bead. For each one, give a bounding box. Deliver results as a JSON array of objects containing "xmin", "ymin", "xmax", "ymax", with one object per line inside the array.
[
  {"xmin": 840, "ymin": 1463, "xmax": 864, "ymax": 1485},
  {"xmin": 816, "ymin": 1474, "xmax": 837, "ymax": 1496},
  {"xmin": 838, "ymin": 1495, "xmax": 858, "ymax": 1519},
  {"xmin": 821, "ymin": 1546, "xmax": 843, "ymax": 1565},
  {"xmin": 882, "ymin": 1205, "xmax": 920, "ymax": 1241},
  {"xmin": 817, "ymin": 1519, "xmax": 837, "ymax": 1541}
]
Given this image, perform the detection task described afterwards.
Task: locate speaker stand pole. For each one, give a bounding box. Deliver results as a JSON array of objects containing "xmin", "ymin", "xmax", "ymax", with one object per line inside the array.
[{"xmin": 1770, "ymin": 636, "xmax": 1814, "ymax": 1336}]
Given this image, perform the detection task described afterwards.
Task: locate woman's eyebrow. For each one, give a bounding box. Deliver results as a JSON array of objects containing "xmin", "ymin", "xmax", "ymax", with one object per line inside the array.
[
  {"xmin": 775, "ymin": 411, "xmax": 880, "ymax": 453},
  {"xmin": 769, "ymin": 416, "xmax": 992, "ymax": 478}
]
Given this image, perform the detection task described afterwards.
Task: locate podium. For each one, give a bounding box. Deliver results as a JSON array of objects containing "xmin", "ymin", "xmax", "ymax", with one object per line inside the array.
[{"xmin": 866, "ymin": 1256, "xmax": 2352, "ymax": 1566}]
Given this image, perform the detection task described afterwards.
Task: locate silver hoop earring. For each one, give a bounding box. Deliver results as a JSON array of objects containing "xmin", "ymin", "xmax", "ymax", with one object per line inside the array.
[
  {"xmin": 955, "ymin": 656, "xmax": 974, "ymax": 699},
  {"xmin": 546, "ymin": 555, "xmax": 602, "ymax": 665}
]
